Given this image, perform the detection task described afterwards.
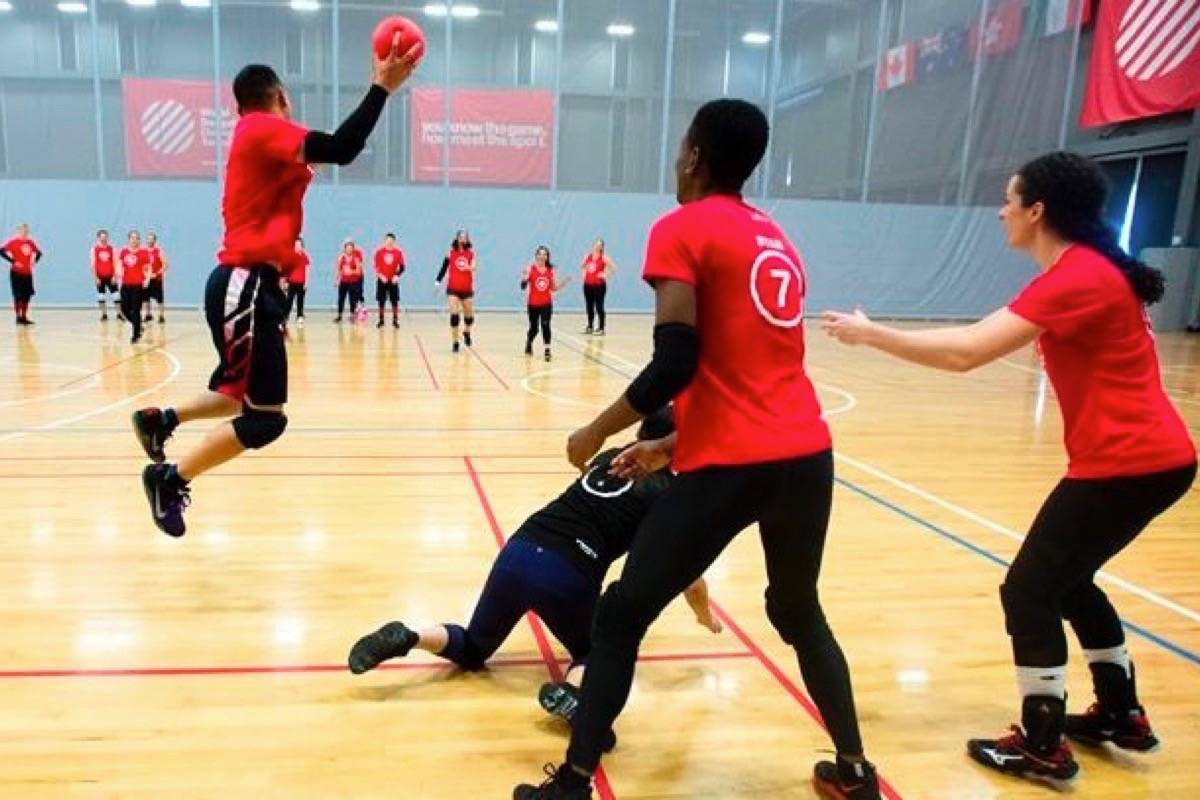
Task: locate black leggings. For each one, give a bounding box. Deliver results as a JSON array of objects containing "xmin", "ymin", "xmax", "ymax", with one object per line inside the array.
[
  {"xmin": 337, "ymin": 280, "xmax": 362, "ymax": 316},
  {"xmin": 285, "ymin": 283, "xmax": 306, "ymax": 319},
  {"xmin": 527, "ymin": 304, "xmax": 552, "ymax": 347},
  {"xmin": 1002, "ymin": 463, "xmax": 1196, "ymax": 668},
  {"xmin": 120, "ymin": 286, "xmax": 144, "ymax": 339},
  {"xmin": 566, "ymin": 450, "xmax": 864, "ymax": 771},
  {"xmin": 584, "ymin": 283, "xmax": 606, "ymax": 331}
]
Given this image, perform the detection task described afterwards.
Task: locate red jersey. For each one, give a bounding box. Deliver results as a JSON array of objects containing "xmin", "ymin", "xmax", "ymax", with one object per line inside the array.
[
  {"xmin": 118, "ymin": 246, "xmax": 148, "ymax": 286},
  {"xmin": 643, "ymin": 194, "xmax": 830, "ymax": 473},
  {"xmin": 1009, "ymin": 245, "xmax": 1195, "ymax": 479},
  {"xmin": 446, "ymin": 249, "xmax": 475, "ymax": 293},
  {"xmin": 375, "ymin": 246, "xmax": 405, "ymax": 280},
  {"xmin": 217, "ymin": 112, "xmax": 312, "ymax": 269},
  {"xmin": 583, "ymin": 253, "xmax": 607, "ymax": 286},
  {"xmin": 337, "ymin": 253, "xmax": 362, "ymax": 283},
  {"xmin": 526, "ymin": 264, "xmax": 555, "ymax": 306},
  {"xmin": 2, "ymin": 237, "xmax": 40, "ymax": 275},
  {"xmin": 146, "ymin": 246, "xmax": 165, "ymax": 279},
  {"xmin": 287, "ymin": 250, "xmax": 310, "ymax": 285},
  {"xmin": 93, "ymin": 244, "xmax": 115, "ymax": 278}
]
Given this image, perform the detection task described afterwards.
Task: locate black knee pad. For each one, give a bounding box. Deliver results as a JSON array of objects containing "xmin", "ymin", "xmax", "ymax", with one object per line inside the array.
[
  {"xmin": 464, "ymin": 315, "xmax": 475, "ymax": 326},
  {"xmin": 450, "ymin": 313, "xmax": 461, "ymax": 328},
  {"xmin": 232, "ymin": 407, "xmax": 288, "ymax": 450},
  {"xmin": 1000, "ymin": 578, "xmax": 1057, "ymax": 639},
  {"xmin": 765, "ymin": 585, "xmax": 828, "ymax": 649},
  {"xmin": 591, "ymin": 581, "xmax": 658, "ymax": 649}
]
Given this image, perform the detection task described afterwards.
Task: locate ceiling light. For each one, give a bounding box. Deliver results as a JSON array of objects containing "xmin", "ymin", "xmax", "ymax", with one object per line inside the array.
[
  {"xmin": 423, "ymin": 3, "xmax": 447, "ymax": 16},
  {"xmin": 0, "ymin": 1, "xmax": 13, "ymax": 10},
  {"xmin": 181, "ymin": 0, "xmax": 211, "ymax": 8},
  {"xmin": 451, "ymin": 4, "xmax": 479, "ymax": 18},
  {"xmin": 606, "ymin": 23, "xmax": 634, "ymax": 37},
  {"xmin": 290, "ymin": 0, "xmax": 320, "ymax": 12},
  {"xmin": 534, "ymin": 19, "xmax": 558, "ymax": 33},
  {"xmin": 126, "ymin": 0, "xmax": 157, "ymax": 7},
  {"xmin": 57, "ymin": 2, "xmax": 89, "ymax": 13},
  {"xmin": 742, "ymin": 31, "xmax": 771, "ymax": 46}
]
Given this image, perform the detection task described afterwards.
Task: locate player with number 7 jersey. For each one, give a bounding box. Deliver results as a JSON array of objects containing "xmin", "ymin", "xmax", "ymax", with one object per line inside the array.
[{"xmin": 640, "ymin": 194, "xmax": 828, "ymax": 472}]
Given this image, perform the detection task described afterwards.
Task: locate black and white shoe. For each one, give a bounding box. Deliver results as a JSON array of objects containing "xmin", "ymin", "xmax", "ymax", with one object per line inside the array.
[
  {"xmin": 131, "ymin": 408, "xmax": 175, "ymax": 463},
  {"xmin": 967, "ymin": 725, "xmax": 1079, "ymax": 785},
  {"xmin": 142, "ymin": 464, "xmax": 190, "ymax": 538}
]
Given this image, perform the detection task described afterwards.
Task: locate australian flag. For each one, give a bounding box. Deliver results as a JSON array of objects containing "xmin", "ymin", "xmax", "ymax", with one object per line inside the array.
[{"xmin": 917, "ymin": 24, "xmax": 968, "ymax": 81}]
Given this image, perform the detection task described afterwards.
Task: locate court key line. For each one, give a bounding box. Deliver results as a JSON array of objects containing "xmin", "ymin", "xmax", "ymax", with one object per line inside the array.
[
  {"xmin": 466, "ymin": 344, "xmax": 512, "ymax": 391},
  {"xmin": 412, "ymin": 334, "xmax": 441, "ymax": 390}
]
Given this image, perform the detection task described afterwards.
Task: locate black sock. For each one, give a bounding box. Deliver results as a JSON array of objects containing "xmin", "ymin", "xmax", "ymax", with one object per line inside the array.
[
  {"xmin": 163, "ymin": 408, "xmax": 179, "ymax": 431},
  {"xmin": 557, "ymin": 765, "xmax": 590, "ymax": 791}
]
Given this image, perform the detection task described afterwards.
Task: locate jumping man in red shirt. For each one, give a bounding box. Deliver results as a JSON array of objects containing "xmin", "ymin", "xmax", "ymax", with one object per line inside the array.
[
  {"xmin": 143, "ymin": 231, "xmax": 168, "ymax": 324},
  {"xmin": 522, "ymin": 245, "xmax": 570, "ymax": 362},
  {"xmin": 129, "ymin": 44, "xmax": 419, "ymax": 538},
  {"xmin": 374, "ymin": 232, "xmax": 405, "ymax": 328},
  {"xmin": 514, "ymin": 99, "xmax": 879, "ymax": 800},
  {"xmin": 580, "ymin": 239, "xmax": 615, "ymax": 336},
  {"xmin": 92, "ymin": 229, "xmax": 117, "ymax": 321},
  {"xmin": 823, "ymin": 152, "xmax": 1196, "ymax": 788},
  {"xmin": 1, "ymin": 223, "xmax": 43, "ymax": 326},
  {"xmin": 117, "ymin": 230, "xmax": 150, "ymax": 344},
  {"xmin": 435, "ymin": 229, "xmax": 477, "ymax": 352}
]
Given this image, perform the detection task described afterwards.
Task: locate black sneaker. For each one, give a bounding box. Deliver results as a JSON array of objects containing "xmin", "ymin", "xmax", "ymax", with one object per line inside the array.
[
  {"xmin": 513, "ymin": 764, "xmax": 592, "ymax": 800},
  {"xmin": 142, "ymin": 464, "xmax": 190, "ymax": 538},
  {"xmin": 143, "ymin": 314, "xmax": 153, "ymax": 323},
  {"xmin": 376, "ymin": 319, "xmax": 384, "ymax": 328},
  {"xmin": 452, "ymin": 341, "xmax": 461, "ymax": 353},
  {"xmin": 582, "ymin": 327, "xmax": 592, "ymax": 335},
  {"xmin": 101, "ymin": 313, "xmax": 109, "ymax": 321},
  {"xmin": 524, "ymin": 343, "xmax": 533, "ymax": 356},
  {"xmin": 812, "ymin": 758, "xmax": 881, "ymax": 800},
  {"xmin": 538, "ymin": 682, "xmax": 581, "ymax": 723},
  {"xmin": 463, "ymin": 331, "xmax": 473, "ymax": 347},
  {"xmin": 333, "ymin": 316, "xmax": 342, "ymax": 323},
  {"xmin": 348, "ymin": 621, "xmax": 420, "ymax": 674},
  {"xmin": 131, "ymin": 408, "xmax": 174, "ymax": 463},
  {"xmin": 392, "ymin": 319, "xmax": 400, "ymax": 329},
  {"xmin": 1066, "ymin": 704, "xmax": 1160, "ymax": 752},
  {"xmin": 544, "ymin": 348, "xmax": 552, "ymax": 362},
  {"xmin": 117, "ymin": 312, "xmax": 127, "ymax": 322},
  {"xmin": 967, "ymin": 725, "xmax": 1079, "ymax": 784}
]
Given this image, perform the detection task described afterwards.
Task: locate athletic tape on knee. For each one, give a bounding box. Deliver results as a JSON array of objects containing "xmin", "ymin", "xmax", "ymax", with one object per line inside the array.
[{"xmin": 231, "ymin": 407, "xmax": 288, "ymax": 450}]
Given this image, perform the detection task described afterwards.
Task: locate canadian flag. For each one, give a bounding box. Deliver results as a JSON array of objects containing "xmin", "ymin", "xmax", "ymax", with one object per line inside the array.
[
  {"xmin": 877, "ymin": 42, "xmax": 916, "ymax": 91},
  {"xmin": 1081, "ymin": 0, "xmax": 1200, "ymax": 126}
]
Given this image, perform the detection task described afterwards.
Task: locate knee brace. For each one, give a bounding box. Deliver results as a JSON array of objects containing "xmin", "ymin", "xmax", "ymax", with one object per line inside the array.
[
  {"xmin": 765, "ymin": 585, "xmax": 829, "ymax": 650},
  {"xmin": 231, "ymin": 406, "xmax": 288, "ymax": 450},
  {"xmin": 450, "ymin": 313, "xmax": 461, "ymax": 328},
  {"xmin": 1000, "ymin": 578, "xmax": 1058, "ymax": 639},
  {"xmin": 464, "ymin": 315, "xmax": 475, "ymax": 327}
]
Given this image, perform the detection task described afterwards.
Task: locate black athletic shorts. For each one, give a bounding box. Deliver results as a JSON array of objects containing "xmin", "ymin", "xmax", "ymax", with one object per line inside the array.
[
  {"xmin": 376, "ymin": 279, "xmax": 400, "ymax": 304},
  {"xmin": 145, "ymin": 278, "xmax": 164, "ymax": 303},
  {"xmin": 9, "ymin": 271, "xmax": 34, "ymax": 302},
  {"xmin": 448, "ymin": 288, "xmax": 474, "ymax": 301},
  {"xmin": 204, "ymin": 264, "xmax": 287, "ymax": 406},
  {"xmin": 95, "ymin": 276, "xmax": 118, "ymax": 293}
]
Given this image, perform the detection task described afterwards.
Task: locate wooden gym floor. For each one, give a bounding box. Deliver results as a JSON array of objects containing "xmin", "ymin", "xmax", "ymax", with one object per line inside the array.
[{"xmin": 0, "ymin": 309, "xmax": 1196, "ymax": 799}]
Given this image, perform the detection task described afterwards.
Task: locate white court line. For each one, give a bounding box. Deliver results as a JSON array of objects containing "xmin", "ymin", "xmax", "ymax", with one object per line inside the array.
[
  {"xmin": 519, "ymin": 366, "xmax": 606, "ymax": 410},
  {"xmin": 0, "ymin": 362, "xmax": 101, "ymax": 409},
  {"xmin": 835, "ymin": 451, "xmax": 1200, "ymax": 626},
  {"xmin": 570, "ymin": 333, "xmax": 1200, "ymax": 627},
  {"xmin": 0, "ymin": 349, "xmax": 182, "ymax": 445}
]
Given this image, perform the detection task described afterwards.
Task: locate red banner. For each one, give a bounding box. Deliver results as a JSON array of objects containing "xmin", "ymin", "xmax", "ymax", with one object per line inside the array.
[
  {"xmin": 1081, "ymin": 0, "xmax": 1200, "ymax": 127},
  {"xmin": 122, "ymin": 79, "xmax": 236, "ymax": 177},
  {"xmin": 410, "ymin": 88, "xmax": 555, "ymax": 186}
]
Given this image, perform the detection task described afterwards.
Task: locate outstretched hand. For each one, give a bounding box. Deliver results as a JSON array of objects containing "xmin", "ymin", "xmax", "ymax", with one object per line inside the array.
[{"xmin": 820, "ymin": 308, "xmax": 875, "ymax": 346}]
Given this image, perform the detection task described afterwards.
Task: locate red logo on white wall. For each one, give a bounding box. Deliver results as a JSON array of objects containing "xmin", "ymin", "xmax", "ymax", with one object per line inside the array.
[{"xmin": 123, "ymin": 79, "xmax": 236, "ymax": 176}]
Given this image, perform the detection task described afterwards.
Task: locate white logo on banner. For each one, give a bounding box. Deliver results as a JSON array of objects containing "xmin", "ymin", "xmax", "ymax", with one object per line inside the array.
[
  {"xmin": 140, "ymin": 100, "xmax": 196, "ymax": 156},
  {"xmin": 1117, "ymin": 0, "xmax": 1200, "ymax": 81}
]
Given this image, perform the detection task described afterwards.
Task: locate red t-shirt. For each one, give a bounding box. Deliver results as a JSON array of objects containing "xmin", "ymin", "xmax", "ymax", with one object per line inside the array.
[
  {"xmin": 583, "ymin": 253, "xmax": 607, "ymax": 286},
  {"xmin": 643, "ymin": 194, "xmax": 831, "ymax": 473},
  {"xmin": 527, "ymin": 264, "xmax": 555, "ymax": 306},
  {"xmin": 375, "ymin": 246, "xmax": 405, "ymax": 281},
  {"xmin": 93, "ymin": 244, "xmax": 115, "ymax": 278},
  {"xmin": 118, "ymin": 246, "xmax": 147, "ymax": 287},
  {"xmin": 287, "ymin": 250, "xmax": 310, "ymax": 285},
  {"xmin": 337, "ymin": 253, "xmax": 362, "ymax": 283},
  {"xmin": 1008, "ymin": 245, "xmax": 1195, "ymax": 479},
  {"xmin": 218, "ymin": 112, "xmax": 312, "ymax": 269},
  {"xmin": 2, "ymin": 237, "xmax": 40, "ymax": 275},
  {"xmin": 146, "ymin": 246, "xmax": 165, "ymax": 279},
  {"xmin": 446, "ymin": 249, "xmax": 475, "ymax": 293}
]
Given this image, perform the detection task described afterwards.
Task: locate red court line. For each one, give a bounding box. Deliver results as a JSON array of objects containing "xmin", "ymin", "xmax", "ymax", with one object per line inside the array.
[
  {"xmin": 0, "ymin": 652, "xmax": 752, "ymax": 680},
  {"xmin": 0, "ymin": 471, "xmax": 574, "ymax": 479},
  {"xmin": 0, "ymin": 454, "xmax": 569, "ymax": 461},
  {"xmin": 709, "ymin": 602, "xmax": 904, "ymax": 800},
  {"xmin": 412, "ymin": 334, "xmax": 440, "ymax": 391},
  {"xmin": 464, "ymin": 455, "xmax": 616, "ymax": 800},
  {"xmin": 467, "ymin": 346, "xmax": 511, "ymax": 391}
]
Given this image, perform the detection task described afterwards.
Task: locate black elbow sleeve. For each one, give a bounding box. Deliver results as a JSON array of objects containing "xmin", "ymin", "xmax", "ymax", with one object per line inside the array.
[{"xmin": 625, "ymin": 323, "xmax": 699, "ymax": 415}]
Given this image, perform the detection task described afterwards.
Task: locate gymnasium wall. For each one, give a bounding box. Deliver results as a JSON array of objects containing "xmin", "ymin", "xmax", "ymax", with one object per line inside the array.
[{"xmin": 0, "ymin": 179, "xmax": 1029, "ymax": 317}]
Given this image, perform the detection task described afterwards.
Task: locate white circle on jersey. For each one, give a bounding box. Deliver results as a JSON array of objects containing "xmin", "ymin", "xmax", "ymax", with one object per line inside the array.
[
  {"xmin": 535, "ymin": 277, "xmax": 550, "ymax": 291},
  {"xmin": 581, "ymin": 465, "xmax": 634, "ymax": 498},
  {"xmin": 750, "ymin": 249, "xmax": 805, "ymax": 328}
]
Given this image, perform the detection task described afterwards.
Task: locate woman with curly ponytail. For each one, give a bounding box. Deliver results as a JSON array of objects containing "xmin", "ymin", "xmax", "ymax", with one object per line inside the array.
[{"xmin": 822, "ymin": 151, "xmax": 1195, "ymax": 788}]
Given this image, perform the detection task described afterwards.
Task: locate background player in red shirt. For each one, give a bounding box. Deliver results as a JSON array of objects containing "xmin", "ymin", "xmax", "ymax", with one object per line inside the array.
[
  {"xmin": 580, "ymin": 239, "xmax": 615, "ymax": 336},
  {"xmin": 334, "ymin": 239, "xmax": 365, "ymax": 323},
  {"xmin": 823, "ymin": 152, "xmax": 1196, "ymax": 788},
  {"xmin": 374, "ymin": 232, "xmax": 405, "ymax": 328},
  {"xmin": 91, "ymin": 229, "xmax": 117, "ymax": 321},
  {"xmin": 116, "ymin": 230, "xmax": 150, "ymax": 344},
  {"xmin": 283, "ymin": 236, "xmax": 309, "ymax": 329},
  {"xmin": 435, "ymin": 229, "xmax": 477, "ymax": 352},
  {"xmin": 1, "ymin": 223, "xmax": 44, "ymax": 326},
  {"xmin": 143, "ymin": 231, "xmax": 169, "ymax": 324},
  {"xmin": 130, "ymin": 44, "xmax": 419, "ymax": 538},
  {"xmin": 515, "ymin": 100, "xmax": 879, "ymax": 800},
  {"xmin": 521, "ymin": 245, "xmax": 570, "ymax": 361}
]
